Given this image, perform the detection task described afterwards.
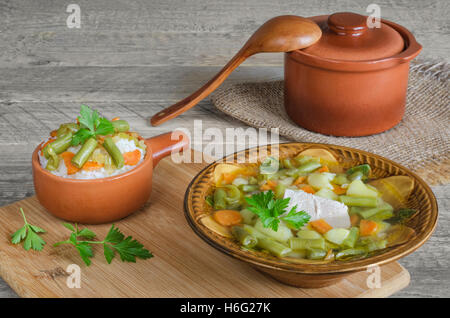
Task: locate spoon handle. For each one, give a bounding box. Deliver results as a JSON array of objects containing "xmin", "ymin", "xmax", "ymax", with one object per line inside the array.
[{"xmin": 150, "ymin": 47, "xmax": 251, "ymax": 126}]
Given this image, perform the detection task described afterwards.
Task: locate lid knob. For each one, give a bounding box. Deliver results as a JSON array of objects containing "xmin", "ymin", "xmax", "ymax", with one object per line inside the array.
[{"xmin": 328, "ymin": 12, "xmax": 367, "ymax": 36}]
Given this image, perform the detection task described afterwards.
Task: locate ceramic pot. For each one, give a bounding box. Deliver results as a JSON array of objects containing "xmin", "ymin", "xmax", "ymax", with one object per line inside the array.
[
  {"xmin": 32, "ymin": 132, "xmax": 189, "ymax": 224},
  {"xmin": 284, "ymin": 12, "xmax": 422, "ymax": 136}
]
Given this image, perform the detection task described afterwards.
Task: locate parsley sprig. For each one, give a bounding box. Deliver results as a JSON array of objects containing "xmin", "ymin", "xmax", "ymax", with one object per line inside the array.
[
  {"xmin": 54, "ymin": 223, "xmax": 153, "ymax": 266},
  {"xmin": 11, "ymin": 208, "xmax": 46, "ymax": 251},
  {"xmin": 245, "ymin": 191, "xmax": 310, "ymax": 231},
  {"xmin": 71, "ymin": 105, "xmax": 114, "ymax": 146}
]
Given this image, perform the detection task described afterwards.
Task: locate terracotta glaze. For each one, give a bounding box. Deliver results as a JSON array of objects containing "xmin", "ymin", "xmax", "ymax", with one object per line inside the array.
[
  {"xmin": 285, "ymin": 12, "xmax": 422, "ymax": 136},
  {"xmin": 32, "ymin": 132, "xmax": 189, "ymax": 224}
]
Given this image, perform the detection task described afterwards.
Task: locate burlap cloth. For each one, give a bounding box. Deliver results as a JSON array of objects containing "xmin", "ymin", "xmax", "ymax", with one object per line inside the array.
[{"xmin": 211, "ymin": 59, "xmax": 449, "ymax": 185}]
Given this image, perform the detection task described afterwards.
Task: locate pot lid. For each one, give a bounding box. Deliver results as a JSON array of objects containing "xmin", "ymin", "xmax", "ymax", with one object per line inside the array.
[{"xmin": 302, "ymin": 12, "xmax": 405, "ymax": 61}]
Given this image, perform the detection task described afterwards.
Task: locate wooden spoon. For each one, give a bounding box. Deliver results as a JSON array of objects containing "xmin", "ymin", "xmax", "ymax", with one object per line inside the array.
[{"xmin": 150, "ymin": 15, "xmax": 322, "ymax": 126}]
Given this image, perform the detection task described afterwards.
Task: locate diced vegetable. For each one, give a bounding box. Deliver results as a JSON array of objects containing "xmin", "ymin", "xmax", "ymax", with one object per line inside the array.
[
  {"xmin": 123, "ymin": 149, "xmax": 141, "ymax": 166},
  {"xmin": 61, "ymin": 152, "xmax": 80, "ymax": 175},
  {"xmin": 339, "ymin": 195, "xmax": 378, "ymax": 207},
  {"xmin": 240, "ymin": 208, "xmax": 257, "ymax": 225},
  {"xmin": 307, "ymin": 172, "xmax": 335, "ymax": 190},
  {"xmin": 346, "ymin": 180, "xmax": 379, "ymax": 198},
  {"xmin": 359, "ymin": 220, "xmax": 379, "ymax": 236},
  {"xmin": 315, "ymin": 188, "xmax": 339, "ymax": 201},
  {"xmin": 306, "ymin": 248, "xmax": 327, "ymax": 260},
  {"xmin": 254, "ymin": 219, "xmax": 293, "ymax": 243},
  {"xmin": 111, "ymin": 120, "xmax": 130, "ymax": 132},
  {"xmin": 102, "ymin": 137, "xmax": 124, "ymax": 169},
  {"xmin": 213, "ymin": 188, "xmax": 227, "ymax": 210},
  {"xmin": 43, "ymin": 132, "xmax": 73, "ymax": 158},
  {"xmin": 297, "ymin": 161, "xmax": 322, "ymax": 173},
  {"xmin": 289, "ymin": 237, "xmax": 326, "ymax": 250},
  {"xmin": 299, "ymin": 185, "xmax": 315, "ymax": 194},
  {"xmin": 309, "ymin": 219, "xmax": 333, "ymax": 234},
  {"xmin": 333, "ymin": 173, "xmax": 349, "ymax": 186},
  {"xmin": 335, "ymin": 248, "xmax": 366, "ymax": 260},
  {"xmin": 232, "ymin": 177, "xmax": 248, "ymax": 187},
  {"xmin": 82, "ymin": 161, "xmax": 104, "ymax": 171},
  {"xmin": 274, "ymin": 183, "xmax": 286, "ymax": 199},
  {"xmin": 324, "ymin": 228, "xmax": 350, "ymax": 245},
  {"xmin": 341, "ymin": 227, "xmax": 359, "ymax": 248},
  {"xmin": 296, "ymin": 230, "xmax": 322, "ymax": 240},
  {"xmin": 213, "ymin": 210, "xmax": 243, "ymax": 226},
  {"xmin": 72, "ymin": 137, "xmax": 98, "ymax": 168},
  {"xmin": 257, "ymin": 237, "xmax": 292, "ymax": 257},
  {"xmin": 358, "ymin": 201, "xmax": 393, "ymax": 219},
  {"xmin": 259, "ymin": 157, "xmax": 279, "ymax": 175},
  {"xmin": 232, "ymin": 226, "xmax": 257, "ymax": 248},
  {"xmin": 346, "ymin": 164, "xmax": 371, "ymax": 181}
]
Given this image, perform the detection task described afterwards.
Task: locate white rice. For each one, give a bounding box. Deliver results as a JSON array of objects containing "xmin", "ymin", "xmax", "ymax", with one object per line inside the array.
[{"xmin": 39, "ymin": 137, "xmax": 145, "ymax": 179}]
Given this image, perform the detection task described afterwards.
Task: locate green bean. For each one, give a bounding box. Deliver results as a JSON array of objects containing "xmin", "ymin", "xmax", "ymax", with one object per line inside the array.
[
  {"xmin": 288, "ymin": 238, "xmax": 326, "ymax": 250},
  {"xmin": 43, "ymin": 132, "xmax": 73, "ymax": 158},
  {"xmin": 297, "ymin": 161, "xmax": 322, "ymax": 173},
  {"xmin": 296, "ymin": 230, "xmax": 322, "ymax": 240},
  {"xmin": 341, "ymin": 227, "xmax": 359, "ymax": 248},
  {"xmin": 281, "ymin": 158, "xmax": 294, "ymax": 169},
  {"xmin": 359, "ymin": 203, "xmax": 393, "ymax": 219},
  {"xmin": 239, "ymin": 209, "xmax": 257, "ymax": 225},
  {"xmin": 242, "ymin": 224, "xmax": 268, "ymax": 240},
  {"xmin": 335, "ymin": 248, "xmax": 367, "ymax": 260},
  {"xmin": 56, "ymin": 123, "xmax": 79, "ymax": 137},
  {"xmin": 306, "ymin": 248, "xmax": 327, "ymax": 260},
  {"xmin": 366, "ymin": 239, "xmax": 387, "ymax": 252},
  {"xmin": 257, "ymin": 237, "xmax": 291, "ymax": 257},
  {"xmin": 368, "ymin": 209, "xmax": 394, "ymax": 221},
  {"xmin": 71, "ymin": 137, "xmax": 98, "ymax": 168},
  {"xmin": 239, "ymin": 184, "xmax": 259, "ymax": 192},
  {"xmin": 102, "ymin": 137, "xmax": 124, "ymax": 169},
  {"xmin": 232, "ymin": 226, "xmax": 258, "ymax": 248},
  {"xmin": 213, "ymin": 188, "xmax": 227, "ymax": 210},
  {"xmin": 112, "ymin": 120, "xmax": 130, "ymax": 133},
  {"xmin": 339, "ymin": 195, "xmax": 378, "ymax": 207},
  {"xmin": 248, "ymin": 176, "xmax": 258, "ymax": 185},
  {"xmin": 294, "ymin": 155, "xmax": 317, "ymax": 165},
  {"xmin": 333, "ymin": 173, "xmax": 349, "ymax": 185},
  {"xmin": 221, "ymin": 185, "xmax": 242, "ymax": 204},
  {"xmin": 259, "ymin": 157, "xmax": 279, "ymax": 175},
  {"xmin": 205, "ymin": 195, "xmax": 214, "ymax": 207},
  {"xmin": 45, "ymin": 145, "xmax": 60, "ymax": 171},
  {"xmin": 346, "ymin": 164, "xmax": 371, "ymax": 180}
]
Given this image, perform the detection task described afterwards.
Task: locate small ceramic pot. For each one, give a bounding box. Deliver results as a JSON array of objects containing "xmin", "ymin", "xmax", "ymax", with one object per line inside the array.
[
  {"xmin": 284, "ymin": 12, "xmax": 422, "ymax": 136},
  {"xmin": 32, "ymin": 132, "xmax": 189, "ymax": 224}
]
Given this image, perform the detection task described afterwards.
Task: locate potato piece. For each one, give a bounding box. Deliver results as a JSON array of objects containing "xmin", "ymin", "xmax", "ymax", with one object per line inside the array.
[
  {"xmin": 213, "ymin": 164, "xmax": 243, "ymax": 186},
  {"xmin": 297, "ymin": 148, "xmax": 337, "ymax": 163},
  {"xmin": 369, "ymin": 176, "xmax": 414, "ymax": 209},
  {"xmin": 307, "ymin": 172, "xmax": 335, "ymax": 190},
  {"xmin": 346, "ymin": 179, "xmax": 379, "ymax": 198}
]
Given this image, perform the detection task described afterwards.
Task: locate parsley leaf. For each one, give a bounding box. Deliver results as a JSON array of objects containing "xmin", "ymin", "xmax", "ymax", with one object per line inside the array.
[
  {"xmin": 71, "ymin": 105, "xmax": 114, "ymax": 146},
  {"xmin": 245, "ymin": 191, "xmax": 310, "ymax": 231},
  {"xmin": 11, "ymin": 208, "xmax": 46, "ymax": 251},
  {"xmin": 54, "ymin": 223, "xmax": 153, "ymax": 266}
]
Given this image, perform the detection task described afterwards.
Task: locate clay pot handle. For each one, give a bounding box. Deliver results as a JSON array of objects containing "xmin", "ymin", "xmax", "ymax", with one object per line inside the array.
[{"xmin": 146, "ymin": 131, "xmax": 190, "ymax": 167}]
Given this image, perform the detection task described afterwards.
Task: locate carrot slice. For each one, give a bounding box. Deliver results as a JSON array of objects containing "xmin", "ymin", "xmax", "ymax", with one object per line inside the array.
[
  {"xmin": 82, "ymin": 161, "xmax": 104, "ymax": 171},
  {"xmin": 309, "ymin": 219, "xmax": 333, "ymax": 234},
  {"xmin": 61, "ymin": 152, "xmax": 80, "ymax": 175},
  {"xmin": 318, "ymin": 165, "xmax": 329, "ymax": 173},
  {"xmin": 213, "ymin": 210, "xmax": 242, "ymax": 226},
  {"xmin": 333, "ymin": 185, "xmax": 347, "ymax": 195},
  {"xmin": 111, "ymin": 117, "xmax": 120, "ymax": 121},
  {"xmin": 293, "ymin": 176, "xmax": 306, "ymax": 186},
  {"xmin": 359, "ymin": 220, "xmax": 379, "ymax": 236},
  {"xmin": 350, "ymin": 214, "xmax": 360, "ymax": 227},
  {"xmin": 222, "ymin": 172, "xmax": 237, "ymax": 184},
  {"xmin": 50, "ymin": 130, "xmax": 58, "ymax": 137},
  {"xmin": 300, "ymin": 185, "xmax": 315, "ymax": 194},
  {"xmin": 123, "ymin": 149, "xmax": 141, "ymax": 166}
]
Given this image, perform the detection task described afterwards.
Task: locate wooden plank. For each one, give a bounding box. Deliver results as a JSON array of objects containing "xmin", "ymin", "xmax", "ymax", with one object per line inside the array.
[
  {"xmin": 0, "ymin": 0, "xmax": 448, "ymax": 66},
  {"xmin": 0, "ymin": 154, "xmax": 409, "ymax": 298}
]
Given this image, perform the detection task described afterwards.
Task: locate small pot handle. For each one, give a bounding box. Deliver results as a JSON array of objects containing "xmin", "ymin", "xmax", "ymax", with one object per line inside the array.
[{"xmin": 146, "ymin": 131, "xmax": 190, "ymax": 167}]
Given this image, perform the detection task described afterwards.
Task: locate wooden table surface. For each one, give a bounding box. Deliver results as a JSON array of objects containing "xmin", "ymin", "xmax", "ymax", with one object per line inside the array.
[{"xmin": 0, "ymin": 0, "xmax": 448, "ymax": 298}]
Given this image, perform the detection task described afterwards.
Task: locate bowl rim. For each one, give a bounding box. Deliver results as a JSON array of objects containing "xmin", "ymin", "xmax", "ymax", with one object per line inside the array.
[
  {"xmin": 184, "ymin": 142, "xmax": 438, "ymax": 275},
  {"xmin": 32, "ymin": 139, "xmax": 153, "ymax": 184}
]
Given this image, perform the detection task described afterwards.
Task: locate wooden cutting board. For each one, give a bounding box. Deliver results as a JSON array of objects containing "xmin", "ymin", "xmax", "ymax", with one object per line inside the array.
[{"xmin": 0, "ymin": 152, "xmax": 409, "ymax": 298}]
